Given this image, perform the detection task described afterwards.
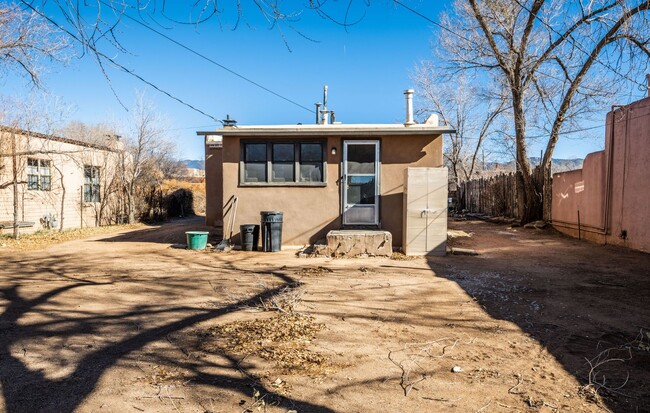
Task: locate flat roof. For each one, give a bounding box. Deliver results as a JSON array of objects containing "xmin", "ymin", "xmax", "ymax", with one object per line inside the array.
[{"xmin": 197, "ymin": 123, "xmax": 455, "ymax": 137}]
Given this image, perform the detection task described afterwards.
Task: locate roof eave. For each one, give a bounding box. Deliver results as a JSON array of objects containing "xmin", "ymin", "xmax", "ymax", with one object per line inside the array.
[{"xmin": 197, "ymin": 126, "xmax": 456, "ymax": 137}]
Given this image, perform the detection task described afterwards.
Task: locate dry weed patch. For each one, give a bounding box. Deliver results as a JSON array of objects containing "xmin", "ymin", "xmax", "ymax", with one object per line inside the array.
[
  {"xmin": 143, "ymin": 365, "xmax": 188, "ymax": 386},
  {"xmin": 296, "ymin": 266, "xmax": 333, "ymax": 276},
  {"xmin": 0, "ymin": 224, "xmax": 142, "ymax": 250},
  {"xmin": 199, "ymin": 314, "xmax": 329, "ymax": 374}
]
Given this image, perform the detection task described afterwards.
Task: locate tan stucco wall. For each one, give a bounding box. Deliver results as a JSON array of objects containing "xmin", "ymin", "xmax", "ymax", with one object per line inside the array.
[
  {"xmin": 0, "ymin": 131, "xmax": 121, "ymax": 233},
  {"xmin": 552, "ymin": 97, "xmax": 650, "ymax": 253},
  {"xmin": 380, "ymin": 135, "xmax": 444, "ymax": 246},
  {"xmin": 204, "ymin": 144, "xmax": 223, "ymax": 227},
  {"xmin": 208, "ymin": 134, "xmax": 442, "ymax": 246}
]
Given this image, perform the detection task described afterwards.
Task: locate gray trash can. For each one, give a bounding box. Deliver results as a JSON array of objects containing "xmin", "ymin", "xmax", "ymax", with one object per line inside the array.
[
  {"xmin": 240, "ymin": 224, "xmax": 259, "ymax": 251},
  {"xmin": 260, "ymin": 211, "xmax": 283, "ymax": 252}
]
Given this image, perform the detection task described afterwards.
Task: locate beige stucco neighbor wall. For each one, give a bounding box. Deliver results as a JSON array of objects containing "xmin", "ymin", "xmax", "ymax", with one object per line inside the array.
[
  {"xmin": 211, "ymin": 134, "xmax": 442, "ymax": 247},
  {"xmin": 0, "ymin": 130, "xmax": 121, "ymax": 234},
  {"xmin": 552, "ymin": 97, "xmax": 650, "ymax": 253}
]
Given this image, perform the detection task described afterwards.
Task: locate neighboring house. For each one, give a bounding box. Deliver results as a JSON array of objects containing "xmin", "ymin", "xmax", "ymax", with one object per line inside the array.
[
  {"xmin": 198, "ymin": 90, "xmax": 454, "ymax": 251},
  {"xmin": 552, "ymin": 95, "xmax": 650, "ymax": 253},
  {"xmin": 0, "ymin": 127, "xmax": 124, "ymax": 234},
  {"xmin": 173, "ymin": 167, "xmax": 205, "ymax": 179}
]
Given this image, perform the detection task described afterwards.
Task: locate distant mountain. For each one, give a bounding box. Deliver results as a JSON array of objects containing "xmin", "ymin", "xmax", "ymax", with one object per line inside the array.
[
  {"xmin": 484, "ymin": 157, "xmax": 583, "ymax": 174},
  {"xmin": 183, "ymin": 157, "xmax": 582, "ymax": 175},
  {"xmin": 182, "ymin": 159, "xmax": 205, "ymax": 170}
]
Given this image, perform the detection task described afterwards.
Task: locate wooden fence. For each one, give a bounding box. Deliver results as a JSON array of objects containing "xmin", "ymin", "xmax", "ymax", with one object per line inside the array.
[{"xmin": 458, "ymin": 173, "xmax": 519, "ymax": 219}]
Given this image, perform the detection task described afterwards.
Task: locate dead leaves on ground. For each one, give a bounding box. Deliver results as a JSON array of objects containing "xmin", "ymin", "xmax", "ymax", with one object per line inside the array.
[
  {"xmin": 296, "ymin": 266, "xmax": 333, "ymax": 276},
  {"xmin": 0, "ymin": 224, "xmax": 142, "ymax": 250},
  {"xmin": 198, "ymin": 314, "xmax": 329, "ymax": 375},
  {"xmin": 143, "ymin": 365, "xmax": 188, "ymax": 386}
]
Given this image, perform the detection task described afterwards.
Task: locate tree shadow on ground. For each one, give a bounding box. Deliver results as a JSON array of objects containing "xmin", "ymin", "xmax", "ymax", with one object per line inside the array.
[
  {"xmin": 0, "ymin": 257, "xmax": 335, "ymax": 413},
  {"xmin": 96, "ymin": 216, "xmax": 216, "ymax": 245},
  {"xmin": 429, "ymin": 222, "xmax": 650, "ymax": 413}
]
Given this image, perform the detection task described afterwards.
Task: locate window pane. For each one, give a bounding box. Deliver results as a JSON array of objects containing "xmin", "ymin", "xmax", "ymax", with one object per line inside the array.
[
  {"xmin": 28, "ymin": 175, "xmax": 39, "ymax": 190},
  {"xmin": 245, "ymin": 144, "xmax": 267, "ymax": 162},
  {"xmin": 41, "ymin": 176, "xmax": 51, "ymax": 191},
  {"xmin": 272, "ymin": 163, "xmax": 294, "ymax": 182},
  {"xmin": 273, "ymin": 143, "xmax": 294, "ymax": 162},
  {"xmin": 27, "ymin": 159, "xmax": 38, "ymax": 175},
  {"xmin": 347, "ymin": 144, "xmax": 375, "ymax": 174},
  {"xmin": 84, "ymin": 185, "xmax": 91, "ymax": 202},
  {"xmin": 347, "ymin": 176, "xmax": 376, "ymax": 205},
  {"xmin": 93, "ymin": 185, "xmax": 101, "ymax": 202},
  {"xmin": 300, "ymin": 143, "xmax": 322, "ymax": 162},
  {"xmin": 299, "ymin": 163, "xmax": 322, "ymax": 182},
  {"xmin": 40, "ymin": 162, "xmax": 50, "ymax": 177},
  {"xmin": 244, "ymin": 162, "xmax": 266, "ymax": 182}
]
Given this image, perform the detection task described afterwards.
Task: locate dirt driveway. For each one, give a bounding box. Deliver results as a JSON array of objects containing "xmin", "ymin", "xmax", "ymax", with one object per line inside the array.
[{"xmin": 0, "ymin": 217, "xmax": 648, "ymax": 412}]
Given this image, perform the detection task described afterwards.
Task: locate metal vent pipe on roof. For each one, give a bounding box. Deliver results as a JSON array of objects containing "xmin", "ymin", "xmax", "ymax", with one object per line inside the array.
[{"xmin": 404, "ymin": 89, "xmax": 415, "ymax": 125}]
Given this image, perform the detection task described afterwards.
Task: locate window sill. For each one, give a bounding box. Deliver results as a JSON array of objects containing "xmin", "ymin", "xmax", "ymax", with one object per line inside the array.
[{"xmin": 239, "ymin": 182, "xmax": 327, "ymax": 188}]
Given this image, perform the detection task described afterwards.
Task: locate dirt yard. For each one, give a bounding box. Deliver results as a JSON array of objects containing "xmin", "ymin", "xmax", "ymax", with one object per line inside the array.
[{"xmin": 0, "ymin": 217, "xmax": 648, "ymax": 413}]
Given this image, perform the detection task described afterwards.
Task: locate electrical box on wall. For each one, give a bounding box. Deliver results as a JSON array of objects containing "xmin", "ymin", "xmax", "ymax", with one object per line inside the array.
[{"xmin": 403, "ymin": 167, "xmax": 448, "ymax": 256}]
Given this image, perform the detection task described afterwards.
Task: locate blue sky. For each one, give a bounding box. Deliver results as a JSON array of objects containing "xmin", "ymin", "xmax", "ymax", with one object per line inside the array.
[{"xmin": 1, "ymin": 1, "xmax": 623, "ymax": 160}]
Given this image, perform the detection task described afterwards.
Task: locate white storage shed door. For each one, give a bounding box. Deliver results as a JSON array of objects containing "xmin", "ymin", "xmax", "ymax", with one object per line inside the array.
[{"xmin": 403, "ymin": 167, "xmax": 448, "ymax": 256}]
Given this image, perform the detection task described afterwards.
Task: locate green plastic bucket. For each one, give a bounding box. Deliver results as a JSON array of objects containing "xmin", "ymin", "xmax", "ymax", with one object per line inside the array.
[{"xmin": 186, "ymin": 231, "xmax": 209, "ymax": 250}]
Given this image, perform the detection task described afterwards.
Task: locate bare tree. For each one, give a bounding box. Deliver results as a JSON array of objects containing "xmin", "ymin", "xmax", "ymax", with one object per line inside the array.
[
  {"xmin": 437, "ymin": 0, "xmax": 650, "ymax": 222},
  {"xmin": 122, "ymin": 94, "xmax": 177, "ymax": 224},
  {"xmin": 414, "ymin": 68, "xmax": 507, "ymax": 183},
  {"xmin": 0, "ymin": 2, "xmax": 69, "ymax": 86}
]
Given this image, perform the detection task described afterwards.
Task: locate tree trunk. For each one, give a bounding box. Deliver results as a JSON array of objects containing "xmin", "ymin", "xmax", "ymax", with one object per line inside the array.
[
  {"xmin": 11, "ymin": 134, "xmax": 20, "ymax": 239},
  {"xmin": 59, "ymin": 170, "xmax": 66, "ymax": 231},
  {"xmin": 512, "ymin": 91, "xmax": 541, "ymax": 223},
  {"xmin": 127, "ymin": 186, "xmax": 135, "ymax": 224},
  {"xmin": 541, "ymin": 160, "xmax": 553, "ymax": 222}
]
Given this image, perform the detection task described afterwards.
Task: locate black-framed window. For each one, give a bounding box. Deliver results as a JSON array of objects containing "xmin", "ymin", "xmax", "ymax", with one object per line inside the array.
[
  {"xmin": 84, "ymin": 166, "xmax": 101, "ymax": 202},
  {"xmin": 241, "ymin": 140, "xmax": 326, "ymax": 185},
  {"xmin": 27, "ymin": 158, "xmax": 51, "ymax": 191}
]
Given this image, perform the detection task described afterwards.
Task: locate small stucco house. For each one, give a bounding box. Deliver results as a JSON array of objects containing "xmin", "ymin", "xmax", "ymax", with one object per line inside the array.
[
  {"xmin": 552, "ymin": 94, "xmax": 650, "ymax": 253},
  {"xmin": 0, "ymin": 127, "xmax": 124, "ymax": 234},
  {"xmin": 198, "ymin": 90, "xmax": 453, "ymax": 253}
]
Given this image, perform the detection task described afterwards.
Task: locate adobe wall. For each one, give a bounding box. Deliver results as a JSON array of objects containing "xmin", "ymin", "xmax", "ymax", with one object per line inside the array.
[
  {"xmin": 606, "ymin": 98, "xmax": 650, "ymax": 252},
  {"xmin": 204, "ymin": 144, "xmax": 223, "ymax": 228},
  {"xmin": 552, "ymin": 97, "xmax": 650, "ymax": 253},
  {"xmin": 215, "ymin": 134, "xmax": 442, "ymax": 246},
  {"xmin": 379, "ymin": 135, "xmax": 443, "ymax": 245},
  {"xmin": 552, "ymin": 151, "xmax": 605, "ymax": 228}
]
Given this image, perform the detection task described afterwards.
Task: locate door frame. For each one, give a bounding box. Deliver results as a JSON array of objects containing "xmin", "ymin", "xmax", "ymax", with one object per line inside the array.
[{"xmin": 341, "ymin": 139, "xmax": 381, "ymax": 226}]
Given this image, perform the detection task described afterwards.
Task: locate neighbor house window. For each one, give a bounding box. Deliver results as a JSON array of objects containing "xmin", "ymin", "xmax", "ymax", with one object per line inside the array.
[
  {"xmin": 84, "ymin": 166, "xmax": 100, "ymax": 202},
  {"xmin": 27, "ymin": 158, "xmax": 51, "ymax": 191},
  {"xmin": 241, "ymin": 140, "xmax": 326, "ymax": 185}
]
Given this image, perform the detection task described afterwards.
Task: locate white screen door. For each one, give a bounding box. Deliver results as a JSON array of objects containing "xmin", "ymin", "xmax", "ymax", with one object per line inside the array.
[{"xmin": 342, "ymin": 140, "xmax": 380, "ymax": 226}]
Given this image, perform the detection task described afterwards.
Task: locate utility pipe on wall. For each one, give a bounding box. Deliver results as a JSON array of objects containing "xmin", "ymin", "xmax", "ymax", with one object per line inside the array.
[{"xmin": 404, "ymin": 89, "xmax": 415, "ymax": 125}]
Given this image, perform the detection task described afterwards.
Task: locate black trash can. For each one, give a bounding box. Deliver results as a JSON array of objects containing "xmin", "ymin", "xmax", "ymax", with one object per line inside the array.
[
  {"xmin": 260, "ymin": 211, "xmax": 283, "ymax": 252},
  {"xmin": 240, "ymin": 224, "xmax": 259, "ymax": 251}
]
